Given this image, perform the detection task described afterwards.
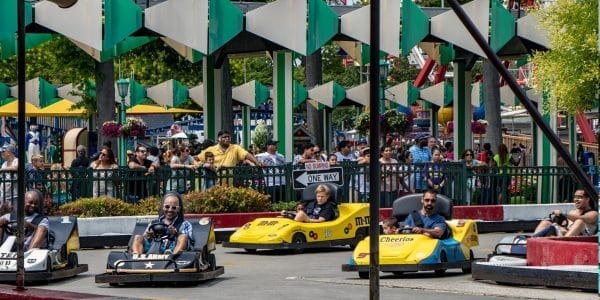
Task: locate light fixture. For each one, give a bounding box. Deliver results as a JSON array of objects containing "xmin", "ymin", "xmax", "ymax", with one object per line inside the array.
[
  {"xmin": 117, "ymin": 78, "xmax": 130, "ymax": 99},
  {"xmin": 47, "ymin": 0, "xmax": 78, "ymax": 8}
]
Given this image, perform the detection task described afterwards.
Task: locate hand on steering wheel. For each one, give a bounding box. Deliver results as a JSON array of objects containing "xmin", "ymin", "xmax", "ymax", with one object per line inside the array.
[
  {"xmin": 399, "ymin": 227, "xmax": 415, "ymax": 234},
  {"xmin": 148, "ymin": 223, "xmax": 170, "ymax": 242},
  {"xmin": 4, "ymin": 221, "xmax": 18, "ymax": 235}
]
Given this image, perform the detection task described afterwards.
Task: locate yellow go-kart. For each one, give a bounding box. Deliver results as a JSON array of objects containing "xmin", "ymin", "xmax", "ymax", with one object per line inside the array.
[
  {"xmin": 342, "ymin": 194, "xmax": 478, "ymax": 278},
  {"xmin": 223, "ymin": 183, "xmax": 370, "ymax": 253}
]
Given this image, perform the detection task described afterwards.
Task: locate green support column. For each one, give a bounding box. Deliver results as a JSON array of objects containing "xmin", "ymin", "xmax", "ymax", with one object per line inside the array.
[
  {"xmin": 202, "ymin": 55, "xmax": 223, "ymax": 141},
  {"xmin": 431, "ymin": 105, "xmax": 439, "ymax": 138},
  {"xmin": 242, "ymin": 106, "xmax": 251, "ymax": 149},
  {"xmin": 323, "ymin": 108, "xmax": 332, "ymax": 153},
  {"xmin": 536, "ymin": 92, "xmax": 556, "ymax": 204},
  {"xmin": 273, "ymin": 51, "xmax": 293, "ymax": 160},
  {"xmin": 568, "ymin": 116, "xmax": 576, "ymax": 157},
  {"xmin": 453, "ymin": 60, "xmax": 472, "ymax": 159}
]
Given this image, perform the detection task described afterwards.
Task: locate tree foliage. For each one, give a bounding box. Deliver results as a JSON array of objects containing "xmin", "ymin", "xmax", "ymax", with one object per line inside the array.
[{"xmin": 530, "ymin": 0, "xmax": 599, "ymax": 114}]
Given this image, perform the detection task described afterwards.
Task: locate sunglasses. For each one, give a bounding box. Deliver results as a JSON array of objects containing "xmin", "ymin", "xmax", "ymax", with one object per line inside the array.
[
  {"xmin": 163, "ymin": 205, "xmax": 179, "ymax": 210},
  {"xmin": 465, "ymin": 153, "xmax": 473, "ymax": 157},
  {"xmin": 573, "ymin": 195, "xmax": 586, "ymax": 200},
  {"xmin": 138, "ymin": 150, "xmax": 147, "ymax": 153}
]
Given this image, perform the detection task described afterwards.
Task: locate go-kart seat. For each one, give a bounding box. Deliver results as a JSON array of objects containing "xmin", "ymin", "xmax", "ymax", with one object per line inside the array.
[
  {"xmin": 301, "ymin": 183, "xmax": 340, "ymax": 219},
  {"xmin": 392, "ymin": 193, "xmax": 453, "ymax": 224},
  {"xmin": 301, "ymin": 183, "xmax": 340, "ymax": 203},
  {"xmin": 47, "ymin": 216, "xmax": 77, "ymax": 251},
  {"xmin": 189, "ymin": 218, "xmax": 215, "ymax": 252}
]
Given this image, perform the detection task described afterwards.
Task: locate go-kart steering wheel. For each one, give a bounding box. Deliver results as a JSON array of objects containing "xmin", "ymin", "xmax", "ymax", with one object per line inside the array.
[
  {"xmin": 399, "ymin": 227, "xmax": 415, "ymax": 234},
  {"xmin": 148, "ymin": 223, "xmax": 170, "ymax": 242},
  {"xmin": 283, "ymin": 212, "xmax": 296, "ymax": 220},
  {"xmin": 3, "ymin": 221, "xmax": 17, "ymax": 235}
]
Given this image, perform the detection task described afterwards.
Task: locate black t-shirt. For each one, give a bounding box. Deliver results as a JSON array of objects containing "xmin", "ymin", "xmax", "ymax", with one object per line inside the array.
[{"xmin": 307, "ymin": 201, "xmax": 336, "ymax": 221}]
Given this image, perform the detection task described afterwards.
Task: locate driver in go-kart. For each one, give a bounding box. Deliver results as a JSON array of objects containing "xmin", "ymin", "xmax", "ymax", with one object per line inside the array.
[
  {"xmin": 0, "ymin": 190, "xmax": 49, "ymax": 250},
  {"xmin": 402, "ymin": 189, "xmax": 449, "ymax": 239},
  {"xmin": 294, "ymin": 184, "xmax": 336, "ymax": 223},
  {"xmin": 131, "ymin": 192, "xmax": 193, "ymax": 255}
]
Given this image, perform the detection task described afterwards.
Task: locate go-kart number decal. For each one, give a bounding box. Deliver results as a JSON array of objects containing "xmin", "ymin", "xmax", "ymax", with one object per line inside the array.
[
  {"xmin": 344, "ymin": 223, "xmax": 353, "ymax": 234},
  {"xmin": 27, "ymin": 258, "xmax": 36, "ymax": 263},
  {"xmin": 379, "ymin": 236, "xmax": 414, "ymax": 243},
  {"xmin": 61, "ymin": 216, "xmax": 71, "ymax": 223},
  {"xmin": 199, "ymin": 217, "xmax": 210, "ymax": 225},
  {"xmin": 309, "ymin": 231, "xmax": 318, "ymax": 240},
  {"xmin": 258, "ymin": 220, "xmax": 278, "ymax": 226},
  {"xmin": 324, "ymin": 229, "xmax": 332, "ymax": 238},
  {"xmin": 0, "ymin": 253, "xmax": 16, "ymax": 258},
  {"xmin": 355, "ymin": 216, "xmax": 369, "ymax": 226}
]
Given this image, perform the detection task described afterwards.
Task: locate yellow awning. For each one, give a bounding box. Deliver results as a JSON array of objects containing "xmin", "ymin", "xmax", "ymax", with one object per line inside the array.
[
  {"xmin": 166, "ymin": 107, "xmax": 202, "ymax": 114},
  {"xmin": 126, "ymin": 104, "xmax": 170, "ymax": 114},
  {"xmin": 0, "ymin": 100, "xmax": 44, "ymax": 116},
  {"xmin": 37, "ymin": 99, "xmax": 85, "ymax": 117},
  {"xmin": 126, "ymin": 105, "xmax": 202, "ymax": 115}
]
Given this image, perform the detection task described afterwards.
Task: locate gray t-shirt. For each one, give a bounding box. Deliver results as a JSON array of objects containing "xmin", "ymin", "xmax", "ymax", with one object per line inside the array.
[{"xmin": 1, "ymin": 212, "xmax": 49, "ymax": 249}]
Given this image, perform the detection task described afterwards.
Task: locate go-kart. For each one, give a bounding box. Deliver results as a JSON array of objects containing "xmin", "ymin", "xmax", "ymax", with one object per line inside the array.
[
  {"xmin": 223, "ymin": 183, "xmax": 370, "ymax": 253},
  {"xmin": 95, "ymin": 217, "xmax": 224, "ymax": 286},
  {"xmin": 0, "ymin": 216, "xmax": 88, "ymax": 282},
  {"xmin": 342, "ymin": 194, "xmax": 478, "ymax": 278}
]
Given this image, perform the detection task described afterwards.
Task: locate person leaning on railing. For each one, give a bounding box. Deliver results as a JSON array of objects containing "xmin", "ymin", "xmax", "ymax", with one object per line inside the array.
[
  {"xmin": 127, "ymin": 146, "xmax": 159, "ymax": 202},
  {"xmin": 0, "ymin": 144, "xmax": 18, "ymax": 211},
  {"xmin": 168, "ymin": 145, "xmax": 197, "ymax": 194}
]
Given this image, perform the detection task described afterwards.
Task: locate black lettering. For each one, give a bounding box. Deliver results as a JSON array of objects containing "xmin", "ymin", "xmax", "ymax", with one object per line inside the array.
[{"xmin": 355, "ymin": 217, "xmax": 364, "ymax": 226}]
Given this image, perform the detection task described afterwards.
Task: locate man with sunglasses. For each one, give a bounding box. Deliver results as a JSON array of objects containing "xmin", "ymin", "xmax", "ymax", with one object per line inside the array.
[
  {"xmin": 131, "ymin": 192, "xmax": 193, "ymax": 255},
  {"xmin": 127, "ymin": 146, "xmax": 159, "ymax": 202},
  {"xmin": 402, "ymin": 189, "xmax": 449, "ymax": 239},
  {"xmin": 533, "ymin": 189, "xmax": 598, "ymax": 237}
]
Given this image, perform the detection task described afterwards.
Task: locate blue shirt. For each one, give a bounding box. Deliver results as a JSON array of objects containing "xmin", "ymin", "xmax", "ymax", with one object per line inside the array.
[{"xmin": 403, "ymin": 210, "xmax": 447, "ymax": 234}]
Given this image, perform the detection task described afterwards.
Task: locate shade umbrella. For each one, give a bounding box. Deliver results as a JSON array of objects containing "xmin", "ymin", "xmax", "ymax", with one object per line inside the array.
[
  {"xmin": 37, "ymin": 99, "xmax": 85, "ymax": 117},
  {"xmin": 0, "ymin": 100, "xmax": 43, "ymax": 116},
  {"xmin": 170, "ymin": 132, "xmax": 188, "ymax": 139}
]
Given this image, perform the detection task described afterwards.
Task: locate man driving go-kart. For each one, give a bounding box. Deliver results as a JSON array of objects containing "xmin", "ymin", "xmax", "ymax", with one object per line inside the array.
[
  {"xmin": 402, "ymin": 189, "xmax": 450, "ymax": 239},
  {"xmin": 131, "ymin": 192, "xmax": 193, "ymax": 255},
  {"xmin": 0, "ymin": 190, "xmax": 48, "ymax": 250}
]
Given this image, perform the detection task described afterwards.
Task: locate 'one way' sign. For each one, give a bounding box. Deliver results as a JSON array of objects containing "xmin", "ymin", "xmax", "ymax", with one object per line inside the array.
[{"xmin": 292, "ymin": 167, "xmax": 344, "ymax": 189}]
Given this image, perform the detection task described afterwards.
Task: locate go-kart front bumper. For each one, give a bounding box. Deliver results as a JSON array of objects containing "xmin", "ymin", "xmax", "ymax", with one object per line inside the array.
[
  {"xmin": 95, "ymin": 266, "xmax": 224, "ymax": 285},
  {"xmin": 342, "ymin": 261, "xmax": 471, "ymax": 273}
]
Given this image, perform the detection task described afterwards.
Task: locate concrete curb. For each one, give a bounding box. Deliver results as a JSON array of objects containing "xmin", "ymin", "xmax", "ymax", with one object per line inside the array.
[
  {"xmin": 75, "ymin": 203, "xmax": 571, "ymax": 248},
  {"xmin": 0, "ymin": 284, "xmax": 114, "ymax": 299}
]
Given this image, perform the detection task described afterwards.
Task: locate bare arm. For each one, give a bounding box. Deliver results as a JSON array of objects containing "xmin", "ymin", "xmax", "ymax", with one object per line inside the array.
[{"xmin": 568, "ymin": 209, "xmax": 598, "ymax": 224}]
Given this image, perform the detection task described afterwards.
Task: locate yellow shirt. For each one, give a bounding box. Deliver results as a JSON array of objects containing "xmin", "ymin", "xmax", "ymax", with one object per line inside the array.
[{"xmin": 198, "ymin": 144, "xmax": 248, "ymax": 168}]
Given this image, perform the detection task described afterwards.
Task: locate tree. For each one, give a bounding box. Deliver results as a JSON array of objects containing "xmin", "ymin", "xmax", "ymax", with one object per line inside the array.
[{"xmin": 530, "ymin": 0, "xmax": 599, "ymax": 114}]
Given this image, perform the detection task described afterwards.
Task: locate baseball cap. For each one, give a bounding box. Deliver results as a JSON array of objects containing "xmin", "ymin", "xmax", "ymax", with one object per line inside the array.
[
  {"xmin": 265, "ymin": 140, "xmax": 279, "ymax": 147},
  {"xmin": 357, "ymin": 138, "xmax": 368, "ymax": 145}
]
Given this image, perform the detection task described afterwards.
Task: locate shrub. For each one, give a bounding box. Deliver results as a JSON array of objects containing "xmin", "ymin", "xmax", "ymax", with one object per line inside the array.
[
  {"xmin": 58, "ymin": 197, "xmax": 135, "ymax": 217},
  {"xmin": 271, "ymin": 201, "xmax": 297, "ymax": 212},
  {"xmin": 183, "ymin": 186, "xmax": 272, "ymax": 213},
  {"xmin": 135, "ymin": 196, "xmax": 161, "ymax": 215}
]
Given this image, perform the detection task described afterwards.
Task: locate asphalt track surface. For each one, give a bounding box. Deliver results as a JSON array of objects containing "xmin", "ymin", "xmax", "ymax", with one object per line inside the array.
[{"xmin": 10, "ymin": 233, "xmax": 597, "ymax": 300}]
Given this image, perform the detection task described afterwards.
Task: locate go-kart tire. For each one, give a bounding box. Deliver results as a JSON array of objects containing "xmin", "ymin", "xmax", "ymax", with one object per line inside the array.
[
  {"xmin": 392, "ymin": 272, "xmax": 404, "ymax": 276},
  {"xmin": 208, "ymin": 253, "xmax": 217, "ymax": 271},
  {"xmin": 109, "ymin": 283, "xmax": 119, "ymax": 287},
  {"xmin": 291, "ymin": 233, "xmax": 306, "ymax": 254},
  {"xmin": 350, "ymin": 228, "xmax": 367, "ymax": 249},
  {"xmin": 67, "ymin": 252, "xmax": 78, "ymax": 268},
  {"xmin": 434, "ymin": 251, "xmax": 447, "ymax": 275},
  {"xmin": 462, "ymin": 250, "xmax": 474, "ymax": 274},
  {"xmin": 358, "ymin": 271, "xmax": 369, "ymax": 279},
  {"xmin": 244, "ymin": 248, "xmax": 257, "ymax": 254},
  {"xmin": 46, "ymin": 256, "xmax": 52, "ymax": 272}
]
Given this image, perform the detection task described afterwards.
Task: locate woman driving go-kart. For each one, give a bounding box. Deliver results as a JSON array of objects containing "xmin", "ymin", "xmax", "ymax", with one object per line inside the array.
[{"xmin": 131, "ymin": 192, "xmax": 193, "ymax": 255}]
